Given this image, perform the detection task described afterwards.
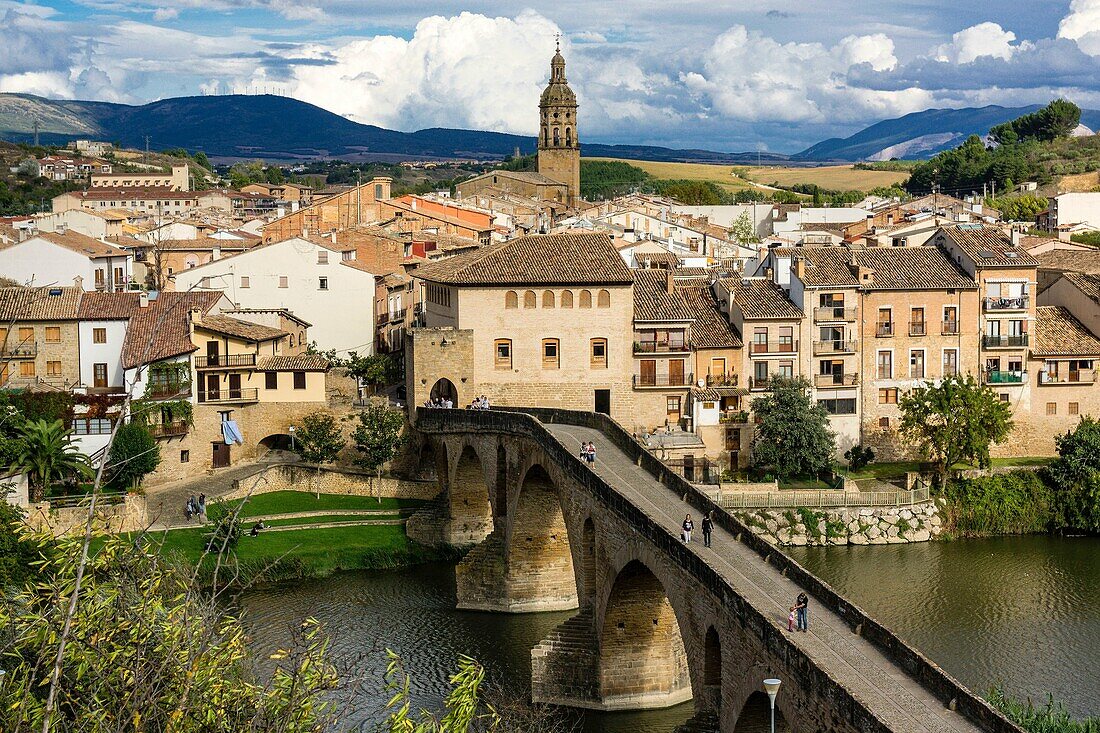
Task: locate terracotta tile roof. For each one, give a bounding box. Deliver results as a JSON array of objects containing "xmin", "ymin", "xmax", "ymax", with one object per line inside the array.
[
  {"xmin": 18, "ymin": 231, "xmax": 130, "ymax": 258},
  {"xmin": 0, "ymin": 286, "xmax": 81, "ymax": 321},
  {"xmin": 153, "ymin": 238, "xmax": 253, "ymax": 251},
  {"xmin": 198, "ymin": 314, "xmax": 286, "ymax": 342},
  {"xmin": 413, "ymin": 233, "xmax": 634, "ymax": 286},
  {"xmin": 63, "ymin": 187, "xmax": 196, "ymax": 201},
  {"xmin": 226, "ymin": 308, "xmax": 312, "ymax": 328},
  {"xmin": 775, "ymin": 247, "xmax": 860, "ymax": 287},
  {"xmin": 633, "ymin": 270, "xmax": 694, "ymax": 322},
  {"xmin": 1062, "ymin": 272, "xmax": 1100, "ymax": 302},
  {"xmin": 724, "ymin": 278, "xmax": 803, "ymax": 320},
  {"xmin": 635, "ymin": 251, "xmax": 680, "ymax": 267},
  {"xmin": 674, "ymin": 267, "xmax": 711, "ymax": 277},
  {"xmin": 1033, "ymin": 306, "xmax": 1100, "ymax": 356},
  {"xmin": 1035, "ymin": 249, "xmax": 1100, "ymax": 275},
  {"xmin": 256, "ymin": 354, "xmax": 330, "ymax": 371},
  {"xmin": 853, "ymin": 247, "xmax": 976, "ymax": 290},
  {"xmin": 940, "ymin": 225, "xmax": 1038, "ymax": 266},
  {"xmin": 77, "ymin": 291, "xmax": 141, "ymax": 320},
  {"xmin": 120, "ymin": 291, "xmax": 224, "ymax": 369},
  {"xmin": 679, "ymin": 282, "xmax": 743, "ymax": 348}
]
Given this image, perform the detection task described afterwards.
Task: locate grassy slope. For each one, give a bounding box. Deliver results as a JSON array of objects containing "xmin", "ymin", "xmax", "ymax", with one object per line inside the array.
[
  {"xmin": 584, "ymin": 157, "xmax": 753, "ymax": 193},
  {"xmin": 229, "ymin": 491, "xmax": 423, "ymax": 518}
]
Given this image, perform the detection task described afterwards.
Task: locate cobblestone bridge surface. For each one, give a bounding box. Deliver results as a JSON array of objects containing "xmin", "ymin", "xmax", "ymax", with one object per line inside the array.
[{"xmin": 548, "ymin": 422, "xmax": 981, "ymax": 733}]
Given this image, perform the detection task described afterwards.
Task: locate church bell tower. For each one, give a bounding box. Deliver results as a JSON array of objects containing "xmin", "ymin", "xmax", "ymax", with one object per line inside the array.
[{"xmin": 537, "ymin": 40, "xmax": 580, "ymax": 207}]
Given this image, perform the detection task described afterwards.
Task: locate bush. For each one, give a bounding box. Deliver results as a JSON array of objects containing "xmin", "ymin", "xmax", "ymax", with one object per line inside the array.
[
  {"xmin": 844, "ymin": 445, "xmax": 876, "ymax": 471},
  {"xmin": 940, "ymin": 471, "xmax": 1053, "ymax": 536},
  {"xmin": 106, "ymin": 422, "xmax": 161, "ymax": 490}
]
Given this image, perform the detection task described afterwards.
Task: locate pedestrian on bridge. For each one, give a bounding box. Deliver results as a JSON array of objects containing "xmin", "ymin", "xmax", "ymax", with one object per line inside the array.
[
  {"xmin": 702, "ymin": 511, "xmax": 713, "ymax": 547},
  {"xmin": 681, "ymin": 514, "xmax": 694, "ymax": 543},
  {"xmin": 795, "ymin": 591, "xmax": 809, "ymax": 632}
]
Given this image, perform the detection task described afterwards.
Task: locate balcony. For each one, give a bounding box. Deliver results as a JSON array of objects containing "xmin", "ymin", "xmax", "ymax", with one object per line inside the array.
[
  {"xmin": 197, "ymin": 388, "xmax": 259, "ymax": 404},
  {"xmin": 813, "ymin": 339, "xmax": 857, "ymax": 355},
  {"xmin": 0, "ymin": 342, "xmax": 37, "ymax": 358},
  {"xmin": 634, "ymin": 341, "xmax": 692, "ymax": 354},
  {"xmin": 1039, "ymin": 370, "xmax": 1097, "ymax": 385},
  {"xmin": 389, "ymin": 307, "xmax": 407, "ymax": 323},
  {"xmin": 813, "ymin": 306, "xmax": 857, "ymax": 322},
  {"xmin": 983, "ymin": 334, "xmax": 1028, "ymax": 348},
  {"xmin": 85, "ymin": 386, "xmax": 126, "ymax": 396},
  {"xmin": 814, "ymin": 373, "xmax": 859, "ymax": 388},
  {"xmin": 749, "ymin": 375, "xmax": 790, "ymax": 391},
  {"xmin": 909, "ymin": 321, "xmax": 927, "ymax": 337},
  {"xmin": 749, "ymin": 340, "xmax": 798, "ymax": 355},
  {"xmin": 941, "ymin": 320, "xmax": 960, "ymax": 336},
  {"xmin": 633, "ymin": 372, "xmax": 693, "ymax": 388},
  {"xmin": 719, "ymin": 410, "xmax": 750, "ymax": 424},
  {"xmin": 148, "ymin": 420, "xmax": 189, "ymax": 439},
  {"xmin": 985, "ymin": 370, "xmax": 1026, "ymax": 385},
  {"xmin": 706, "ymin": 373, "xmax": 739, "ymax": 387},
  {"xmin": 984, "ymin": 295, "xmax": 1030, "ymax": 311},
  {"xmin": 376, "ymin": 312, "xmax": 389, "ymax": 326},
  {"xmin": 194, "ymin": 353, "xmax": 257, "ymax": 369},
  {"xmin": 145, "ymin": 383, "xmax": 191, "ymax": 400},
  {"xmin": 875, "ymin": 322, "xmax": 894, "ymax": 338}
]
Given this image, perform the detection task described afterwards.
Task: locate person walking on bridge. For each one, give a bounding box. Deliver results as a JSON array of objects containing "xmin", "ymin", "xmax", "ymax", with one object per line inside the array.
[
  {"xmin": 702, "ymin": 511, "xmax": 713, "ymax": 547},
  {"xmin": 795, "ymin": 591, "xmax": 809, "ymax": 632},
  {"xmin": 681, "ymin": 514, "xmax": 694, "ymax": 543}
]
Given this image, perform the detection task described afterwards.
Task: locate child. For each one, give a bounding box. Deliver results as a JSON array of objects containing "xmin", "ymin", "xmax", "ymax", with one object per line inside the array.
[{"xmin": 788, "ymin": 606, "xmax": 796, "ymax": 632}]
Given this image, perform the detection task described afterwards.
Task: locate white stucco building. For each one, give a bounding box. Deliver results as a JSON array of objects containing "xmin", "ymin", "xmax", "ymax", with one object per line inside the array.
[{"xmin": 0, "ymin": 231, "xmax": 133, "ymax": 291}]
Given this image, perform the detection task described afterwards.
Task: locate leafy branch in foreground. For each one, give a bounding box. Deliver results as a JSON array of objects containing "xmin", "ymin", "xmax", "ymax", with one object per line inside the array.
[{"xmin": 384, "ymin": 651, "xmax": 499, "ymax": 733}]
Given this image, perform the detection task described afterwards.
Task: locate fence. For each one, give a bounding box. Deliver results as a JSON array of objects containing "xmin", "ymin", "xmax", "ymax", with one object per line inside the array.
[{"xmin": 710, "ymin": 484, "xmax": 930, "ymax": 509}]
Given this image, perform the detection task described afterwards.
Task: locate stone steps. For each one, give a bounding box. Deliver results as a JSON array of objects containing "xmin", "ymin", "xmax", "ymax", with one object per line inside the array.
[{"xmin": 531, "ymin": 608, "xmax": 600, "ymax": 705}]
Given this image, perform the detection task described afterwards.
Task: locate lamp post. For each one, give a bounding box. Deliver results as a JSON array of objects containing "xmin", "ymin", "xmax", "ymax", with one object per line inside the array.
[
  {"xmin": 763, "ymin": 678, "xmax": 782, "ymax": 733},
  {"xmin": 288, "ymin": 425, "xmax": 296, "ymax": 452}
]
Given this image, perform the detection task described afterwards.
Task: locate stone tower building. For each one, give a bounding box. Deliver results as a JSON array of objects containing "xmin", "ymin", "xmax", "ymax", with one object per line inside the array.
[{"xmin": 537, "ymin": 42, "xmax": 580, "ymax": 207}]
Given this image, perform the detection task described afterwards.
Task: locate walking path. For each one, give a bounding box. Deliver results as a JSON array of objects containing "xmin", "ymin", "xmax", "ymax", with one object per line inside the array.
[{"xmin": 548, "ymin": 423, "xmax": 982, "ymax": 733}]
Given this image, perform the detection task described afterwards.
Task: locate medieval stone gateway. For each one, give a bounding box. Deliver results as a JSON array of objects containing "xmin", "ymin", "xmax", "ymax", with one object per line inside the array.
[{"xmin": 411, "ymin": 407, "xmax": 1023, "ymax": 733}]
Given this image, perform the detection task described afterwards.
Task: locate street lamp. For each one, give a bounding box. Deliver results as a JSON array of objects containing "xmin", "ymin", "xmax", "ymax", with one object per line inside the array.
[
  {"xmin": 288, "ymin": 425, "xmax": 296, "ymax": 452},
  {"xmin": 763, "ymin": 678, "xmax": 782, "ymax": 733}
]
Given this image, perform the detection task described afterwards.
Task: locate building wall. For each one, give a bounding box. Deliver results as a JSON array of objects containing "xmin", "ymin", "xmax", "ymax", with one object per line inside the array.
[
  {"xmin": 78, "ymin": 320, "xmax": 128, "ymax": 390},
  {"xmin": 538, "ymin": 148, "xmax": 580, "ymax": 206},
  {"xmin": 91, "ymin": 165, "xmax": 189, "ymax": 191},
  {"xmin": 261, "ymin": 179, "xmax": 391, "ymax": 243},
  {"xmin": 1, "ymin": 320, "xmax": 80, "ymax": 390},
  {"xmin": 0, "ymin": 239, "xmax": 97, "ymax": 289}
]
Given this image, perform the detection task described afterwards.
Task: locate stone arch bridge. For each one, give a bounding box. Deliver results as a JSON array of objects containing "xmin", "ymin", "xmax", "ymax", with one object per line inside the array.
[{"xmin": 409, "ymin": 407, "xmax": 1022, "ymax": 733}]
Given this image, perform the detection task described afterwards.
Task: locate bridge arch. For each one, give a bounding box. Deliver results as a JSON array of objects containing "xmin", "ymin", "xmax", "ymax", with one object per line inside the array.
[
  {"xmin": 731, "ymin": 690, "xmax": 790, "ymax": 733},
  {"xmin": 449, "ymin": 444, "xmax": 493, "ymax": 544}
]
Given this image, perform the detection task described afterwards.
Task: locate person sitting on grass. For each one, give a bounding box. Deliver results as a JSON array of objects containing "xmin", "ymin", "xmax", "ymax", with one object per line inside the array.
[{"xmin": 249, "ymin": 520, "xmax": 267, "ymax": 537}]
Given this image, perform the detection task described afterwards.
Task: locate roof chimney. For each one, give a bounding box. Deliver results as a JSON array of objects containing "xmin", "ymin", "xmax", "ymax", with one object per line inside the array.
[
  {"xmin": 139, "ymin": 291, "xmax": 149, "ymax": 308},
  {"xmin": 665, "ymin": 270, "xmax": 675, "ymax": 295},
  {"xmin": 189, "ymin": 307, "xmax": 203, "ymax": 326},
  {"xmin": 794, "ymin": 257, "xmax": 806, "ymax": 281},
  {"xmin": 1010, "ymin": 229, "xmax": 1022, "ymax": 246},
  {"xmin": 73, "ymin": 275, "xmax": 83, "ymax": 289},
  {"xmin": 212, "ymin": 245, "xmax": 221, "ymax": 261},
  {"xmin": 857, "ymin": 265, "xmax": 875, "ymax": 285},
  {"xmin": 330, "ymin": 231, "xmax": 337, "ymax": 244}
]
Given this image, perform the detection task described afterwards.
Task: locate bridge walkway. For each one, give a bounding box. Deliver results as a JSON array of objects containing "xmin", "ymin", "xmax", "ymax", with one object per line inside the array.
[{"xmin": 548, "ymin": 423, "xmax": 982, "ymax": 733}]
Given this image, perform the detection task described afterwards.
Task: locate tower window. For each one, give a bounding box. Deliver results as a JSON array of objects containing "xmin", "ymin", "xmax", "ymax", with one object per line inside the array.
[{"xmin": 553, "ymin": 128, "xmax": 561, "ymax": 146}]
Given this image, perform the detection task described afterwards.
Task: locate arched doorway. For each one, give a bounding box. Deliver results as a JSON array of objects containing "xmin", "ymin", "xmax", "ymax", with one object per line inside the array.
[
  {"xmin": 504, "ymin": 464, "xmax": 579, "ymax": 611},
  {"xmin": 450, "ymin": 446, "xmax": 493, "ymax": 543},
  {"xmin": 259, "ymin": 433, "xmax": 293, "ymax": 452},
  {"xmin": 733, "ymin": 691, "xmax": 789, "ymax": 732},
  {"xmin": 430, "ymin": 378, "xmax": 458, "ymax": 405},
  {"xmin": 599, "ymin": 560, "xmax": 691, "ymax": 710}
]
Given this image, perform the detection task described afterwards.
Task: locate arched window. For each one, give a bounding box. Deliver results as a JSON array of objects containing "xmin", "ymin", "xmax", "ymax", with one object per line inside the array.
[
  {"xmin": 543, "ymin": 290, "xmax": 555, "ymax": 308},
  {"xmin": 597, "ymin": 289, "xmax": 611, "ymax": 308},
  {"xmin": 561, "ymin": 290, "xmax": 574, "ymax": 308},
  {"xmin": 553, "ymin": 128, "xmax": 561, "ymax": 146},
  {"xmin": 289, "ymin": 334, "xmax": 295, "ymax": 348},
  {"xmin": 298, "ymin": 330, "xmax": 305, "ymax": 345},
  {"xmin": 543, "ymin": 128, "xmax": 549, "ymax": 145},
  {"xmin": 505, "ymin": 291, "xmax": 518, "ymax": 309},
  {"xmin": 579, "ymin": 290, "xmax": 592, "ymax": 308},
  {"xmin": 565, "ymin": 127, "xmax": 573, "ymax": 147},
  {"xmin": 524, "ymin": 290, "xmax": 537, "ymax": 308}
]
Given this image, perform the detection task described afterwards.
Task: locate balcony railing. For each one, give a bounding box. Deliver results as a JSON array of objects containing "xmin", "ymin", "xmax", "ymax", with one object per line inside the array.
[
  {"xmin": 0, "ymin": 342, "xmax": 37, "ymax": 358},
  {"xmin": 197, "ymin": 388, "xmax": 259, "ymax": 404},
  {"xmin": 633, "ymin": 372, "xmax": 693, "ymax": 388},
  {"xmin": 376, "ymin": 312, "xmax": 389, "ymax": 326},
  {"xmin": 813, "ymin": 339, "xmax": 857, "ymax": 355},
  {"xmin": 634, "ymin": 341, "xmax": 691, "ymax": 354},
  {"xmin": 909, "ymin": 321, "xmax": 927, "ymax": 337},
  {"xmin": 984, "ymin": 296, "xmax": 1030, "ymax": 311},
  {"xmin": 146, "ymin": 383, "xmax": 191, "ymax": 399},
  {"xmin": 85, "ymin": 386, "xmax": 126, "ymax": 396},
  {"xmin": 1039, "ymin": 370, "xmax": 1097, "ymax": 385},
  {"xmin": 985, "ymin": 370, "xmax": 1026, "ymax": 385},
  {"xmin": 194, "ymin": 353, "xmax": 257, "ymax": 369},
  {"xmin": 148, "ymin": 420, "xmax": 189, "ymax": 439},
  {"xmin": 875, "ymin": 322, "xmax": 894, "ymax": 338},
  {"xmin": 389, "ymin": 307, "xmax": 407, "ymax": 323},
  {"xmin": 749, "ymin": 375, "xmax": 790, "ymax": 390},
  {"xmin": 941, "ymin": 320, "xmax": 960, "ymax": 335},
  {"xmin": 813, "ymin": 373, "xmax": 859, "ymax": 387},
  {"xmin": 719, "ymin": 410, "xmax": 750, "ymax": 424},
  {"xmin": 983, "ymin": 334, "xmax": 1028, "ymax": 348},
  {"xmin": 706, "ymin": 374, "xmax": 739, "ymax": 387},
  {"xmin": 813, "ymin": 306, "xmax": 857, "ymax": 322},
  {"xmin": 749, "ymin": 340, "xmax": 798, "ymax": 355}
]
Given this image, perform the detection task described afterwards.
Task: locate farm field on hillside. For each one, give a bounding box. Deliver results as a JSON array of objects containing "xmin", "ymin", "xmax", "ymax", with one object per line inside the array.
[
  {"xmin": 585, "ymin": 157, "xmax": 754, "ymax": 192},
  {"xmin": 743, "ymin": 164, "xmax": 909, "ymax": 190}
]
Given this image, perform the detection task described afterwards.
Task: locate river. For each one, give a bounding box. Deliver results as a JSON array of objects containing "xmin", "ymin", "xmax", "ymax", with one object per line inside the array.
[{"xmin": 238, "ymin": 535, "xmax": 1099, "ymax": 731}]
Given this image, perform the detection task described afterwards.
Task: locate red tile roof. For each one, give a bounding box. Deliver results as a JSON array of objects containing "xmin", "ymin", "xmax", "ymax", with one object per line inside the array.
[{"xmin": 120, "ymin": 291, "xmax": 224, "ymax": 369}]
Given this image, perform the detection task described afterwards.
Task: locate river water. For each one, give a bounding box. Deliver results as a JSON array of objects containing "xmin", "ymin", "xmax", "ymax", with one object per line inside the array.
[{"xmin": 238, "ymin": 535, "xmax": 1099, "ymax": 731}]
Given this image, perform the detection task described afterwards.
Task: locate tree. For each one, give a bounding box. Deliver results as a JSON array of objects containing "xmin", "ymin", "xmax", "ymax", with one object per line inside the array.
[
  {"xmin": 1042, "ymin": 416, "xmax": 1100, "ymax": 532},
  {"xmin": 728, "ymin": 211, "xmax": 759, "ymax": 244},
  {"xmin": 205, "ymin": 498, "xmax": 243, "ymax": 551},
  {"xmin": 987, "ymin": 194, "xmax": 1047, "ymax": 222},
  {"xmin": 193, "ymin": 151, "xmax": 211, "ymax": 170},
  {"xmin": 898, "ymin": 374, "xmax": 1014, "ymax": 483},
  {"xmin": 351, "ymin": 404, "xmax": 407, "ymax": 485},
  {"xmin": 0, "ymin": 500, "xmax": 46, "ymax": 588},
  {"xmin": 295, "ymin": 412, "xmax": 346, "ymax": 464},
  {"xmin": 8, "ymin": 419, "xmax": 91, "ymax": 501},
  {"xmin": 750, "ymin": 377, "xmax": 835, "ymax": 480},
  {"xmin": 844, "ymin": 445, "xmax": 876, "ymax": 472},
  {"xmin": 310, "ymin": 348, "xmax": 401, "ymax": 388},
  {"xmin": 105, "ymin": 422, "xmax": 161, "ymax": 490}
]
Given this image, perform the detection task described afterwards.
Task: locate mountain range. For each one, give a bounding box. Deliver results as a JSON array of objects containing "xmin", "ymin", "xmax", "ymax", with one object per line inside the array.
[{"xmin": 1, "ymin": 92, "xmax": 1098, "ymax": 164}]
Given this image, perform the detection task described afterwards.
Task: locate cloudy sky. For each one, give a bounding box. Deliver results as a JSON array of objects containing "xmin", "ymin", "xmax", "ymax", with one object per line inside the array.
[{"xmin": 2, "ymin": 1, "xmax": 1100, "ymax": 152}]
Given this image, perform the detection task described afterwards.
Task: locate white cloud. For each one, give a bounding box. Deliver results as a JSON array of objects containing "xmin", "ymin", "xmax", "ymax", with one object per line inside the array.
[
  {"xmin": 932, "ymin": 22, "xmax": 1025, "ymax": 63},
  {"xmin": 1059, "ymin": 0, "xmax": 1100, "ymax": 55},
  {"xmin": 152, "ymin": 7, "xmax": 179, "ymax": 20},
  {"xmin": 572, "ymin": 31, "xmax": 607, "ymax": 43}
]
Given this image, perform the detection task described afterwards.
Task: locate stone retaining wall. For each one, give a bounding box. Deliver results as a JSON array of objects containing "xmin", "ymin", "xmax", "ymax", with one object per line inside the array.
[
  {"xmin": 223, "ymin": 462, "xmax": 439, "ymax": 502},
  {"xmin": 731, "ymin": 500, "xmax": 945, "ymax": 546},
  {"xmin": 25, "ymin": 493, "xmax": 148, "ymax": 536}
]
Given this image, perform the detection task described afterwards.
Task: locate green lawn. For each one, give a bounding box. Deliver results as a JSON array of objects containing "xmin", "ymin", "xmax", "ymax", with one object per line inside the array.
[
  {"xmin": 778, "ymin": 478, "xmax": 838, "ymax": 490},
  {"xmin": 260, "ymin": 514, "xmax": 404, "ymax": 528},
  {"xmin": 223, "ymin": 491, "xmax": 424, "ymax": 518},
  {"xmin": 846, "ymin": 457, "xmax": 1051, "ymax": 480}
]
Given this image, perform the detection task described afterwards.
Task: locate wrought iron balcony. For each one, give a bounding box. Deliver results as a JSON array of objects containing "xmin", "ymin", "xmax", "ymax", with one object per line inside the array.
[
  {"xmin": 813, "ymin": 306, "xmax": 857, "ymax": 322},
  {"xmin": 705, "ymin": 373, "xmax": 739, "ymax": 387},
  {"xmin": 148, "ymin": 420, "xmax": 189, "ymax": 439},
  {"xmin": 984, "ymin": 296, "xmax": 1030, "ymax": 311},
  {"xmin": 813, "ymin": 339, "xmax": 857, "ymax": 355},
  {"xmin": 749, "ymin": 340, "xmax": 798, "ymax": 355},
  {"xmin": 1039, "ymin": 370, "xmax": 1097, "ymax": 385},
  {"xmin": 941, "ymin": 320, "xmax": 960, "ymax": 335},
  {"xmin": 813, "ymin": 373, "xmax": 859, "ymax": 387},
  {"xmin": 0, "ymin": 342, "xmax": 37, "ymax": 358},
  {"xmin": 197, "ymin": 388, "xmax": 259, "ymax": 404},
  {"xmin": 984, "ymin": 370, "xmax": 1026, "ymax": 384},
  {"xmin": 875, "ymin": 322, "xmax": 894, "ymax": 338},
  {"xmin": 909, "ymin": 321, "xmax": 927, "ymax": 337},
  {"xmin": 982, "ymin": 334, "xmax": 1028, "ymax": 348},
  {"xmin": 145, "ymin": 383, "xmax": 191, "ymax": 399},
  {"xmin": 632, "ymin": 372, "xmax": 693, "ymax": 388},
  {"xmin": 634, "ymin": 341, "xmax": 692, "ymax": 354},
  {"xmin": 194, "ymin": 353, "xmax": 257, "ymax": 369},
  {"xmin": 719, "ymin": 410, "xmax": 750, "ymax": 424}
]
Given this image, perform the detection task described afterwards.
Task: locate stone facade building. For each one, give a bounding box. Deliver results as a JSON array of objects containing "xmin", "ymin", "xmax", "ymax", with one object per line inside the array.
[
  {"xmin": 537, "ymin": 42, "xmax": 581, "ymax": 207},
  {"xmin": 0, "ymin": 286, "xmax": 82, "ymax": 391}
]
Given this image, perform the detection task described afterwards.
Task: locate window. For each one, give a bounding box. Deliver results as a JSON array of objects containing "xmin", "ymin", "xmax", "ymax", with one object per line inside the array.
[
  {"xmin": 524, "ymin": 290, "xmax": 537, "ymax": 308},
  {"xmin": 591, "ymin": 338, "xmax": 607, "ymax": 368},
  {"xmin": 319, "ymin": 277, "xmax": 328, "ymax": 290},
  {"xmin": 560, "ymin": 290, "xmax": 573, "ymax": 308},
  {"xmin": 1047, "ymin": 402, "xmax": 1057, "ymax": 416},
  {"xmin": 943, "ymin": 349, "xmax": 958, "ymax": 377},
  {"xmin": 579, "ymin": 290, "xmax": 592, "ymax": 308},
  {"xmin": 113, "ymin": 267, "xmax": 124, "ymax": 286},
  {"xmin": 879, "ymin": 388, "xmax": 898, "ymax": 404},
  {"xmin": 543, "ymin": 290, "xmax": 555, "ymax": 308},
  {"xmin": 910, "ymin": 349, "xmax": 925, "ymax": 379},
  {"xmin": 943, "ymin": 306, "xmax": 958, "ymax": 334},
  {"xmin": 71, "ymin": 418, "xmax": 112, "ymax": 435},
  {"xmin": 505, "ymin": 291, "xmax": 518, "ymax": 309},
  {"xmin": 542, "ymin": 338, "xmax": 560, "ymax": 369},
  {"xmin": 879, "ymin": 416, "xmax": 890, "ymax": 428},
  {"xmin": 876, "ymin": 308, "xmax": 893, "ymax": 337},
  {"xmin": 910, "ymin": 307, "xmax": 925, "ymax": 336},
  {"xmin": 494, "ymin": 339, "xmax": 512, "ymax": 369},
  {"xmin": 180, "ymin": 449, "xmax": 190, "ymax": 463},
  {"xmin": 19, "ymin": 361, "xmax": 35, "ymax": 377},
  {"xmin": 597, "ymin": 289, "xmax": 611, "ymax": 308},
  {"xmin": 47, "ymin": 361, "xmax": 62, "ymax": 377},
  {"xmin": 317, "ymin": 250, "xmax": 329, "ymax": 264},
  {"xmin": 877, "ymin": 351, "xmax": 893, "ymax": 379},
  {"xmin": 293, "ymin": 371, "xmax": 306, "ymax": 389},
  {"xmin": 666, "ymin": 396, "xmax": 681, "ymax": 417},
  {"xmin": 752, "ymin": 327, "xmax": 768, "ymax": 353},
  {"xmin": 18, "ymin": 327, "xmax": 33, "ymax": 344},
  {"xmin": 265, "ymin": 371, "xmax": 278, "ymax": 389},
  {"xmin": 1070, "ymin": 402, "xmax": 1080, "ymax": 416},
  {"xmin": 1000, "ymin": 393, "xmax": 1010, "ymax": 402},
  {"xmin": 45, "ymin": 327, "xmax": 61, "ymax": 343},
  {"xmin": 819, "ymin": 398, "xmax": 856, "ymax": 415},
  {"xmin": 93, "ymin": 328, "xmax": 106, "ymax": 344},
  {"xmin": 279, "ymin": 276, "xmax": 288, "ymax": 288},
  {"xmin": 241, "ymin": 276, "xmax": 250, "ymax": 288}
]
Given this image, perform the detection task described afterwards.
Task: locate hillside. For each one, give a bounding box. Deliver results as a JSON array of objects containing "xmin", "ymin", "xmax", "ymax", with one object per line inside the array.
[
  {"xmin": 796, "ymin": 105, "xmax": 1100, "ymax": 162},
  {"xmin": 0, "ymin": 93, "xmax": 776, "ymax": 165}
]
